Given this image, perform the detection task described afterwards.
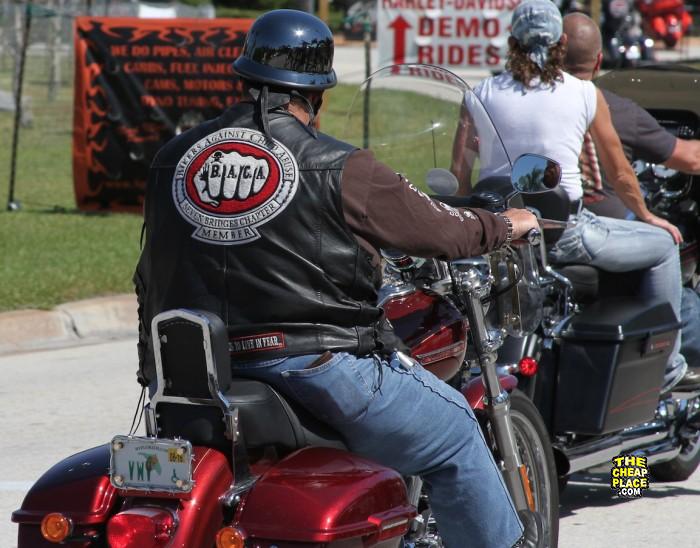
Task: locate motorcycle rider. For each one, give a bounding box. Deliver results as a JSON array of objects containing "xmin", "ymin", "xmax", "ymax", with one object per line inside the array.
[
  {"xmin": 473, "ymin": 0, "xmax": 688, "ymax": 391},
  {"xmin": 563, "ymin": 11, "xmax": 700, "ymax": 378},
  {"xmin": 134, "ymin": 9, "xmax": 541, "ymax": 547}
]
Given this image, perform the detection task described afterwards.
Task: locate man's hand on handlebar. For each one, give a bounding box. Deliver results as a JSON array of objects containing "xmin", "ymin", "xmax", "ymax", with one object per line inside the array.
[{"xmin": 503, "ymin": 208, "xmax": 540, "ymax": 239}]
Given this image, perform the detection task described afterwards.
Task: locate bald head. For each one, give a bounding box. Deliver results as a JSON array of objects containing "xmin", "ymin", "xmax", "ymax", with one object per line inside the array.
[{"xmin": 563, "ymin": 12, "xmax": 603, "ymax": 79}]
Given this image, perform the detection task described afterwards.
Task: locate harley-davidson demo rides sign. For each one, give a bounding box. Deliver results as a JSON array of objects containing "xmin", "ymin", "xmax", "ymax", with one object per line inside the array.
[
  {"xmin": 73, "ymin": 17, "xmax": 252, "ymax": 212},
  {"xmin": 378, "ymin": 0, "xmax": 521, "ymax": 68}
]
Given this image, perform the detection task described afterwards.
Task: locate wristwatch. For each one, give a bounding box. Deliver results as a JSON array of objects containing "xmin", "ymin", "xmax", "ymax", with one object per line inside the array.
[{"xmin": 497, "ymin": 213, "xmax": 513, "ymax": 246}]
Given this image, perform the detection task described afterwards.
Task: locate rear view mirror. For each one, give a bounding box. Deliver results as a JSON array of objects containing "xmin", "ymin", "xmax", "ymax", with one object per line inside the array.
[{"xmin": 511, "ymin": 154, "xmax": 561, "ymax": 194}]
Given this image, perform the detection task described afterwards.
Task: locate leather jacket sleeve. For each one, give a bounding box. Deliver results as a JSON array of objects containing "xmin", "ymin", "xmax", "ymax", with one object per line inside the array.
[{"xmin": 341, "ymin": 149, "xmax": 507, "ymax": 259}]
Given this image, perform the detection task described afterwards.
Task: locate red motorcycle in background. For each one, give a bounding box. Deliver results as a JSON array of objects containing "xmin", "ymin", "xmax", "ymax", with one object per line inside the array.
[
  {"xmin": 11, "ymin": 66, "xmax": 559, "ymax": 547},
  {"xmin": 637, "ymin": 0, "xmax": 693, "ymax": 48}
]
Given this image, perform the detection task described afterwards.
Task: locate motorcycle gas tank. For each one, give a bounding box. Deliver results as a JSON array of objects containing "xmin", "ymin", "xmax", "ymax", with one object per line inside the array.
[{"xmin": 383, "ymin": 288, "xmax": 468, "ymax": 380}]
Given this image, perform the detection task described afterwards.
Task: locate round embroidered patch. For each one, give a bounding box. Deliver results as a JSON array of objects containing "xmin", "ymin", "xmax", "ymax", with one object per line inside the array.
[{"xmin": 173, "ymin": 127, "xmax": 299, "ymax": 245}]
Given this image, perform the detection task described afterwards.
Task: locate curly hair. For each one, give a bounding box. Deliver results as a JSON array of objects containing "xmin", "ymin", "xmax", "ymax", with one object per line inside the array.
[{"xmin": 506, "ymin": 38, "xmax": 567, "ymax": 88}]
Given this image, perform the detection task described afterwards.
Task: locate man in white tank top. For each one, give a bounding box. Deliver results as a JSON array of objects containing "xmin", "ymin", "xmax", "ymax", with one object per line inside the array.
[{"xmin": 473, "ymin": 0, "xmax": 690, "ymax": 391}]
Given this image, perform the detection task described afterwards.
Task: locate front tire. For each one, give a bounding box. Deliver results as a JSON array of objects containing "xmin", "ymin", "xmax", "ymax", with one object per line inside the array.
[{"xmin": 479, "ymin": 389, "xmax": 560, "ymax": 547}]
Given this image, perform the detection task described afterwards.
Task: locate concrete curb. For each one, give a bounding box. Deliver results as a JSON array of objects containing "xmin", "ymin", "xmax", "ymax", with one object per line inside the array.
[{"xmin": 0, "ymin": 295, "xmax": 137, "ymax": 355}]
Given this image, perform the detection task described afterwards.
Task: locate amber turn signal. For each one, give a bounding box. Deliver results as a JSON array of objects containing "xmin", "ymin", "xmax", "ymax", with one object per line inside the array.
[
  {"xmin": 215, "ymin": 525, "xmax": 246, "ymax": 548},
  {"xmin": 40, "ymin": 512, "xmax": 73, "ymax": 543}
]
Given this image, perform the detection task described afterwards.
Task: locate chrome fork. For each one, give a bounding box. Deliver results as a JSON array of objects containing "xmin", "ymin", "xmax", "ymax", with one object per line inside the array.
[{"xmin": 460, "ymin": 268, "xmax": 533, "ymax": 513}]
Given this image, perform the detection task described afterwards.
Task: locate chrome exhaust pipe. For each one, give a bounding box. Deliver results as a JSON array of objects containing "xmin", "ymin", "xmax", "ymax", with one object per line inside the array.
[
  {"xmin": 642, "ymin": 442, "xmax": 682, "ymax": 466},
  {"xmin": 563, "ymin": 422, "xmax": 669, "ymax": 474}
]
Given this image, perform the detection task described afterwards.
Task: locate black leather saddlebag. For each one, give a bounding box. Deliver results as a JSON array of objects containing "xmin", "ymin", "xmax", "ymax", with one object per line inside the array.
[{"xmin": 555, "ymin": 298, "xmax": 680, "ymax": 435}]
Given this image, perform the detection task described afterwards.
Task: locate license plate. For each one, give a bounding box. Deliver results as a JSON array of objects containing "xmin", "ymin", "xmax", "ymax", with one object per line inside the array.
[{"xmin": 109, "ymin": 436, "xmax": 194, "ymax": 493}]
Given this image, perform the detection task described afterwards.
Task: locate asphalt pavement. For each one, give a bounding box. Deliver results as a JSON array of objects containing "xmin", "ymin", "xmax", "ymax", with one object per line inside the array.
[{"xmin": 1, "ymin": 338, "xmax": 699, "ymax": 547}]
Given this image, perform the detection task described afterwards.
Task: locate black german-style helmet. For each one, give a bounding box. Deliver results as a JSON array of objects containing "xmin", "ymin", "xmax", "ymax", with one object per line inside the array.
[{"xmin": 233, "ymin": 9, "xmax": 337, "ymax": 91}]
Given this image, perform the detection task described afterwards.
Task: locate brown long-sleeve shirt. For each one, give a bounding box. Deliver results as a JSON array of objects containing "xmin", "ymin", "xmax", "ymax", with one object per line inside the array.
[{"xmin": 341, "ymin": 149, "xmax": 508, "ymax": 263}]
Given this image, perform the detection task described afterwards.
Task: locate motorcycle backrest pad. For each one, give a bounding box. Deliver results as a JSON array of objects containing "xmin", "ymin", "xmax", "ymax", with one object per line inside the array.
[{"xmin": 155, "ymin": 310, "xmax": 232, "ymax": 398}]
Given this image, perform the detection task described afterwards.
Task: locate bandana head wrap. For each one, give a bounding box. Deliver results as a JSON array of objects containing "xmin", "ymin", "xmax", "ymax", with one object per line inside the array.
[{"xmin": 511, "ymin": 0, "xmax": 563, "ymax": 69}]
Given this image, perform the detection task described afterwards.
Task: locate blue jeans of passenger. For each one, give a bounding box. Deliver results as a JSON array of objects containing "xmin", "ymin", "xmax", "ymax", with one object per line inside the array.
[
  {"xmin": 681, "ymin": 287, "xmax": 700, "ymax": 368},
  {"xmin": 550, "ymin": 208, "xmax": 687, "ymax": 386},
  {"xmin": 232, "ymin": 352, "xmax": 523, "ymax": 548}
]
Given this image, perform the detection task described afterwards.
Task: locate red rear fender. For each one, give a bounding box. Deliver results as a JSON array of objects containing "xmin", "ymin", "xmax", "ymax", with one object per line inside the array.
[
  {"xmin": 12, "ymin": 444, "xmax": 234, "ymax": 548},
  {"xmin": 168, "ymin": 447, "xmax": 233, "ymax": 546}
]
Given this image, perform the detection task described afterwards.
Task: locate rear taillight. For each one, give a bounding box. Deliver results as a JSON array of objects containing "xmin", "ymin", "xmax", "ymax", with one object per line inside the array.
[{"xmin": 106, "ymin": 507, "xmax": 175, "ymax": 548}]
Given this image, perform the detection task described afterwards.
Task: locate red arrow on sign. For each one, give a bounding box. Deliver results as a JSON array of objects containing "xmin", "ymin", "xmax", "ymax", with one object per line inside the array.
[{"xmin": 389, "ymin": 15, "xmax": 412, "ymax": 64}]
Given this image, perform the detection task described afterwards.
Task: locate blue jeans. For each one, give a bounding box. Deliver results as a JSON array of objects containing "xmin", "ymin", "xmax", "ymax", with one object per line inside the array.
[
  {"xmin": 232, "ymin": 352, "xmax": 523, "ymax": 548},
  {"xmin": 681, "ymin": 287, "xmax": 700, "ymax": 368},
  {"xmin": 550, "ymin": 208, "xmax": 687, "ymax": 385}
]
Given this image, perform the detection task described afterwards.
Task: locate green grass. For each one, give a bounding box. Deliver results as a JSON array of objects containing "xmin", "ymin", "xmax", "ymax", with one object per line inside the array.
[
  {"xmin": 0, "ymin": 55, "xmax": 144, "ymax": 311},
  {"xmin": 0, "ymin": 212, "xmax": 144, "ymax": 310}
]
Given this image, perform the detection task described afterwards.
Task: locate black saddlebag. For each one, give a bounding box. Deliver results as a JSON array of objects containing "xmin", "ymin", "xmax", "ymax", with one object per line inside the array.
[{"xmin": 554, "ymin": 298, "xmax": 680, "ymax": 435}]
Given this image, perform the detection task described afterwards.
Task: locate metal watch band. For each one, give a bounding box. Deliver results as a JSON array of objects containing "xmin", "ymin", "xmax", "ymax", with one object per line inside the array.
[{"xmin": 497, "ymin": 213, "xmax": 513, "ymax": 246}]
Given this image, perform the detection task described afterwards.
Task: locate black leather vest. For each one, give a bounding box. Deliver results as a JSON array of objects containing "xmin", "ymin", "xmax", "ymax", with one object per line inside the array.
[{"xmin": 135, "ymin": 103, "xmax": 384, "ymax": 381}]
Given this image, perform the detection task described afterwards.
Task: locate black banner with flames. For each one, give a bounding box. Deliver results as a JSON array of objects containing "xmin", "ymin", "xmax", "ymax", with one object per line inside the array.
[{"xmin": 73, "ymin": 17, "xmax": 252, "ymax": 212}]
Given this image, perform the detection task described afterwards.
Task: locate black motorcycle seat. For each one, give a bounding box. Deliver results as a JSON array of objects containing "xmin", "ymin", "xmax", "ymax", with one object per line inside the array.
[
  {"xmin": 157, "ymin": 379, "xmax": 348, "ymax": 454},
  {"xmin": 553, "ymin": 264, "xmax": 599, "ymax": 302},
  {"xmin": 551, "ymin": 264, "xmax": 645, "ymax": 303},
  {"xmin": 225, "ymin": 378, "xmax": 348, "ymax": 452},
  {"xmin": 517, "ymin": 188, "xmax": 648, "ymax": 301}
]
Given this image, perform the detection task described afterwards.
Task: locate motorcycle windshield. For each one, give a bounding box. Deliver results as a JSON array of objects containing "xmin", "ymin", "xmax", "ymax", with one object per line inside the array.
[{"xmin": 342, "ymin": 64, "xmax": 512, "ymax": 194}]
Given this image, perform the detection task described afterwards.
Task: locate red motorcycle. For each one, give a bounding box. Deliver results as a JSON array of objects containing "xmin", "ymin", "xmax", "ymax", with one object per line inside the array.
[
  {"xmin": 637, "ymin": 0, "xmax": 693, "ymax": 48},
  {"xmin": 12, "ymin": 65, "xmax": 559, "ymax": 548}
]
